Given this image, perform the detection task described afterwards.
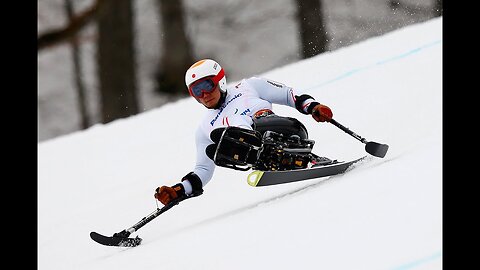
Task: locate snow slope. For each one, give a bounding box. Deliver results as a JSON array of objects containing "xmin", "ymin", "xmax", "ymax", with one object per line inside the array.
[{"xmin": 38, "ymin": 17, "xmax": 442, "ymax": 270}]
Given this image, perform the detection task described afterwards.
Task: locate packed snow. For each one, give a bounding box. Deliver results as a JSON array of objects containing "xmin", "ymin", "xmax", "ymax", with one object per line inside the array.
[{"xmin": 38, "ymin": 17, "xmax": 442, "ymax": 270}]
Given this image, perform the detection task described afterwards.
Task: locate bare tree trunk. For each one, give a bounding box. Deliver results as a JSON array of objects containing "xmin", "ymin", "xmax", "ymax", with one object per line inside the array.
[
  {"xmin": 65, "ymin": 0, "xmax": 90, "ymax": 129},
  {"xmin": 155, "ymin": 0, "xmax": 194, "ymax": 95},
  {"xmin": 38, "ymin": 0, "xmax": 102, "ymax": 52},
  {"xmin": 295, "ymin": 0, "xmax": 329, "ymax": 58},
  {"xmin": 96, "ymin": 0, "xmax": 139, "ymax": 123},
  {"xmin": 434, "ymin": 0, "xmax": 442, "ymax": 17}
]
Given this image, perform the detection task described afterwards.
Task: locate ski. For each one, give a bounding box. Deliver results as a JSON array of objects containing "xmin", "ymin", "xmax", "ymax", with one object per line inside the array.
[
  {"xmin": 247, "ymin": 156, "xmax": 367, "ymax": 187},
  {"xmin": 90, "ymin": 231, "xmax": 142, "ymax": 247}
]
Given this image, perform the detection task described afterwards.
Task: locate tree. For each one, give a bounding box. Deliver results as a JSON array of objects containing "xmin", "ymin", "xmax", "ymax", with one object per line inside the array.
[
  {"xmin": 96, "ymin": 0, "xmax": 139, "ymax": 123},
  {"xmin": 64, "ymin": 0, "xmax": 90, "ymax": 129},
  {"xmin": 295, "ymin": 0, "xmax": 329, "ymax": 58},
  {"xmin": 434, "ymin": 0, "xmax": 442, "ymax": 17},
  {"xmin": 38, "ymin": 0, "xmax": 101, "ymax": 52},
  {"xmin": 154, "ymin": 0, "xmax": 194, "ymax": 96}
]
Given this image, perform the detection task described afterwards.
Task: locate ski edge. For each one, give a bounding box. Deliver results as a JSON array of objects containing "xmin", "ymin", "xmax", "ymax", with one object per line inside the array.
[
  {"xmin": 247, "ymin": 170, "xmax": 264, "ymax": 186},
  {"xmin": 247, "ymin": 156, "xmax": 367, "ymax": 187}
]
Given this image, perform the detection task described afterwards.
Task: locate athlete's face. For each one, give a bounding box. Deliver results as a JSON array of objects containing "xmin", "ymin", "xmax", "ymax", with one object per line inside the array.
[{"xmin": 196, "ymin": 85, "xmax": 221, "ymax": 109}]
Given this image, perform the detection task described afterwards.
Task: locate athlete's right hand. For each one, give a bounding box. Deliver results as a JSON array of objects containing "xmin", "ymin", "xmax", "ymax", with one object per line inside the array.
[{"xmin": 154, "ymin": 183, "xmax": 185, "ymax": 205}]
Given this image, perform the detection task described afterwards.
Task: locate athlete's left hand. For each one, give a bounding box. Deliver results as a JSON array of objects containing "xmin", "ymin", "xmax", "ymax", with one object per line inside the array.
[{"xmin": 311, "ymin": 104, "xmax": 333, "ymax": 122}]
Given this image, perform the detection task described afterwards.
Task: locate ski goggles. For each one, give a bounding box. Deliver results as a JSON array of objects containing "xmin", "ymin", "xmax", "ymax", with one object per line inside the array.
[{"xmin": 188, "ymin": 68, "xmax": 225, "ymax": 98}]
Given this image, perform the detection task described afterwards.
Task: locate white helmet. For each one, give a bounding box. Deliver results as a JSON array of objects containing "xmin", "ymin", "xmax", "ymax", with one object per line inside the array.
[{"xmin": 185, "ymin": 59, "xmax": 227, "ymax": 93}]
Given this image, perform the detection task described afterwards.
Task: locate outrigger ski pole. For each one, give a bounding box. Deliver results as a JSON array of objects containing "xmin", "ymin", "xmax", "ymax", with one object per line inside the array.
[
  {"xmin": 90, "ymin": 193, "xmax": 200, "ymax": 247},
  {"xmin": 329, "ymin": 118, "xmax": 389, "ymax": 158},
  {"xmin": 312, "ymin": 111, "xmax": 389, "ymax": 158}
]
